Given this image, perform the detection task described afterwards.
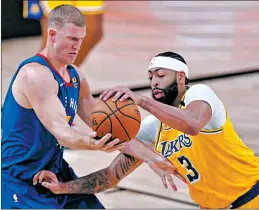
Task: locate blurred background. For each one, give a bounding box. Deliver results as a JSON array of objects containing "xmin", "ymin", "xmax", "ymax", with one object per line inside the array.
[{"xmin": 2, "ymin": 1, "xmax": 259, "ymax": 208}]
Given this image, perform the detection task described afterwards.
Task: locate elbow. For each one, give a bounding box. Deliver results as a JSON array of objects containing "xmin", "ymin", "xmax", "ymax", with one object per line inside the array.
[
  {"xmin": 187, "ymin": 125, "xmax": 200, "ymax": 136},
  {"xmin": 181, "ymin": 119, "xmax": 200, "ymax": 136}
]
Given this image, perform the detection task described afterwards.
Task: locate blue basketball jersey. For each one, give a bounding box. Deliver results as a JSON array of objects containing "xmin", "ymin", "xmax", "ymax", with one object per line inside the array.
[
  {"xmin": 2, "ymin": 53, "xmax": 80, "ymax": 180},
  {"xmin": 1, "ymin": 54, "xmax": 89, "ymax": 208}
]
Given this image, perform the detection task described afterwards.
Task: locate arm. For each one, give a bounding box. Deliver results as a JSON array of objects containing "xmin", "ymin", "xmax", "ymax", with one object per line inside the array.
[
  {"xmin": 64, "ymin": 153, "xmax": 142, "ymax": 194},
  {"xmin": 20, "ymin": 64, "xmax": 111, "ymax": 150},
  {"xmin": 138, "ymin": 95, "xmax": 211, "ymax": 136},
  {"xmin": 34, "ymin": 116, "xmax": 185, "ymax": 193},
  {"xmin": 70, "ymin": 66, "xmax": 127, "ymax": 152},
  {"xmin": 34, "ymin": 153, "xmax": 142, "ymax": 194},
  {"xmin": 74, "ymin": 66, "xmax": 96, "ymax": 127},
  {"xmin": 34, "ymin": 141, "xmax": 185, "ymax": 193},
  {"xmin": 99, "ymin": 85, "xmax": 216, "ymax": 136}
]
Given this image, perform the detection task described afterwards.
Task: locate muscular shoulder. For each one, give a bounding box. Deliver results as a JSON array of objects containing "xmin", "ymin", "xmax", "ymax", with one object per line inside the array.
[
  {"xmin": 18, "ymin": 63, "xmax": 57, "ymax": 94},
  {"xmin": 20, "ymin": 63, "xmax": 55, "ymax": 83}
]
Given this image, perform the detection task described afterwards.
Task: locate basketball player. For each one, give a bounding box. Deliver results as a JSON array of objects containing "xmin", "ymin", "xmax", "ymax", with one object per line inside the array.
[
  {"xmin": 35, "ymin": 52, "xmax": 259, "ymax": 208},
  {"xmin": 23, "ymin": 0, "xmax": 104, "ymax": 66},
  {"xmin": 1, "ymin": 5, "xmax": 124, "ymax": 209}
]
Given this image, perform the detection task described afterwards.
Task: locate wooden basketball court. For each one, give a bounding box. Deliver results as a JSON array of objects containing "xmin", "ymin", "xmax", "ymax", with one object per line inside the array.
[{"xmin": 2, "ymin": 1, "xmax": 259, "ymax": 208}]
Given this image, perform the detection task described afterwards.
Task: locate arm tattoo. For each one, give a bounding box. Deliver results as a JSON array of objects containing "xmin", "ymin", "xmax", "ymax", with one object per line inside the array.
[
  {"xmin": 66, "ymin": 154, "xmax": 141, "ymax": 194},
  {"xmin": 114, "ymin": 154, "xmax": 140, "ymax": 180},
  {"xmin": 67, "ymin": 168, "xmax": 110, "ymax": 194}
]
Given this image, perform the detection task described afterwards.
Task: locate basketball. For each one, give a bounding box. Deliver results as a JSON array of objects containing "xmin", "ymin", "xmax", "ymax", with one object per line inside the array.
[{"xmin": 90, "ymin": 97, "xmax": 141, "ymax": 144}]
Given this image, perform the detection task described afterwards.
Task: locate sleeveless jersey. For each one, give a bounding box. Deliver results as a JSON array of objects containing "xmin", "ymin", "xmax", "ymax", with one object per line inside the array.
[
  {"xmin": 154, "ymin": 101, "xmax": 259, "ymax": 208},
  {"xmin": 1, "ymin": 53, "xmax": 80, "ymax": 181}
]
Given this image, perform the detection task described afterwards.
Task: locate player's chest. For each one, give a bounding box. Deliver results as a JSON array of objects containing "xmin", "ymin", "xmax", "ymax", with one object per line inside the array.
[
  {"xmin": 155, "ymin": 127, "xmax": 202, "ymax": 184},
  {"xmin": 155, "ymin": 125, "xmax": 194, "ymax": 160},
  {"xmin": 57, "ymin": 83, "xmax": 80, "ymax": 116}
]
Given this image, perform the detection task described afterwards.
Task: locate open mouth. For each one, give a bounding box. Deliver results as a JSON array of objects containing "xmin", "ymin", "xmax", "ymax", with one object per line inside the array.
[
  {"xmin": 153, "ymin": 90, "xmax": 165, "ymax": 99},
  {"xmin": 69, "ymin": 52, "xmax": 77, "ymax": 56}
]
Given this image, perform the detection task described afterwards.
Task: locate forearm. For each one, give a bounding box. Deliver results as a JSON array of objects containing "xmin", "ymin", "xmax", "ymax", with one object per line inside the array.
[
  {"xmin": 64, "ymin": 168, "xmax": 111, "ymax": 194},
  {"xmin": 121, "ymin": 139, "xmax": 158, "ymax": 163},
  {"xmin": 109, "ymin": 153, "xmax": 142, "ymax": 182},
  {"xmin": 56, "ymin": 126, "xmax": 90, "ymax": 150},
  {"xmin": 62, "ymin": 153, "xmax": 142, "ymax": 194},
  {"xmin": 77, "ymin": 110, "xmax": 91, "ymax": 127},
  {"xmin": 138, "ymin": 95, "xmax": 197, "ymax": 135},
  {"xmin": 77, "ymin": 98, "xmax": 97, "ymax": 127}
]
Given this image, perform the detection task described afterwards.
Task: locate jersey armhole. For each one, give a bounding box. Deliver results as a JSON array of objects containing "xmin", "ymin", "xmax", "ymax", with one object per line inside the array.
[{"xmin": 154, "ymin": 122, "xmax": 163, "ymax": 150}]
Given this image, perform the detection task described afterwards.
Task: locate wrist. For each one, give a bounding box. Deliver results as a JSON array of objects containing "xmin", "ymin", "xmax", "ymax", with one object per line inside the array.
[
  {"xmin": 142, "ymin": 148, "xmax": 158, "ymax": 163},
  {"xmin": 61, "ymin": 182, "xmax": 70, "ymax": 194},
  {"xmin": 137, "ymin": 95, "xmax": 150, "ymax": 110}
]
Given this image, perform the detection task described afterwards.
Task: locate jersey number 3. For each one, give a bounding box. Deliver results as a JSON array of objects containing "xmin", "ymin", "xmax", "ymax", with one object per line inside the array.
[{"xmin": 177, "ymin": 156, "xmax": 200, "ymax": 183}]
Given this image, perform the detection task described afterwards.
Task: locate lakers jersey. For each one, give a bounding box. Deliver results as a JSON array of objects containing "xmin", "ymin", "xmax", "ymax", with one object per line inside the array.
[
  {"xmin": 136, "ymin": 84, "xmax": 259, "ymax": 208},
  {"xmin": 153, "ymin": 86, "xmax": 259, "ymax": 208},
  {"xmin": 23, "ymin": 0, "xmax": 104, "ymax": 19}
]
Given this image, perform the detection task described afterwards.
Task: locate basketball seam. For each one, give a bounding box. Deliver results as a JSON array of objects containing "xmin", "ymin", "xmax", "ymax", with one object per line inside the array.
[
  {"xmin": 115, "ymin": 101, "xmax": 141, "ymax": 124},
  {"xmin": 102, "ymin": 100, "xmax": 131, "ymax": 141},
  {"xmin": 91, "ymin": 101, "xmax": 137, "ymax": 133},
  {"xmin": 92, "ymin": 111, "xmax": 112, "ymax": 136}
]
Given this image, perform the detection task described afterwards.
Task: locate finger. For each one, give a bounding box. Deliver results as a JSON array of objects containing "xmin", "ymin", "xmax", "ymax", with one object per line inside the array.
[
  {"xmin": 33, "ymin": 171, "xmax": 42, "ymax": 185},
  {"xmin": 160, "ymin": 176, "xmax": 168, "ymax": 189},
  {"xmin": 96, "ymin": 133, "xmax": 112, "ymax": 147},
  {"xmin": 99, "ymin": 89, "xmax": 110, "ymax": 99},
  {"xmin": 119, "ymin": 93, "xmax": 130, "ymax": 102},
  {"xmin": 102, "ymin": 138, "xmax": 120, "ymax": 150},
  {"xmin": 105, "ymin": 142, "xmax": 128, "ymax": 153},
  {"xmin": 48, "ymin": 173, "xmax": 59, "ymax": 183},
  {"xmin": 41, "ymin": 182, "xmax": 52, "ymax": 189},
  {"xmin": 164, "ymin": 161, "xmax": 177, "ymax": 170},
  {"xmin": 166, "ymin": 175, "xmax": 177, "ymax": 191},
  {"xmin": 103, "ymin": 89, "xmax": 117, "ymax": 101},
  {"xmin": 39, "ymin": 170, "xmax": 47, "ymax": 183},
  {"xmin": 162, "ymin": 164, "xmax": 176, "ymax": 174},
  {"xmin": 88, "ymin": 131, "xmax": 97, "ymax": 138},
  {"xmin": 112, "ymin": 91, "xmax": 124, "ymax": 102},
  {"xmin": 174, "ymin": 172, "xmax": 187, "ymax": 184}
]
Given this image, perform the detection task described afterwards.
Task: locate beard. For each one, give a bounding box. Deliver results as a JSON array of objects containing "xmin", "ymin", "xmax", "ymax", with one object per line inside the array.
[{"xmin": 152, "ymin": 81, "xmax": 179, "ymax": 105}]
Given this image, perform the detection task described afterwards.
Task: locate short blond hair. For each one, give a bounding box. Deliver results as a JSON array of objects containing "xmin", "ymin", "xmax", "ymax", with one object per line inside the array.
[{"xmin": 48, "ymin": 4, "xmax": 85, "ymax": 29}]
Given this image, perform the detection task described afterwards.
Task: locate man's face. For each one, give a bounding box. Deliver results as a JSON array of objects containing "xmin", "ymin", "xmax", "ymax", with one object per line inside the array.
[
  {"xmin": 50, "ymin": 23, "xmax": 86, "ymax": 64},
  {"xmin": 148, "ymin": 68, "xmax": 177, "ymax": 103}
]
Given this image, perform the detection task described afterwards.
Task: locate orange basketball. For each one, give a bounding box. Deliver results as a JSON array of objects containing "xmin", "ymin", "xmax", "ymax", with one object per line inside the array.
[{"xmin": 90, "ymin": 97, "xmax": 141, "ymax": 144}]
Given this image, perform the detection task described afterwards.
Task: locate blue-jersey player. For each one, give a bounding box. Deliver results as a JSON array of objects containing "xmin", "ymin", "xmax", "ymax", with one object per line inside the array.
[{"xmin": 1, "ymin": 4, "xmax": 128, "ymax": 209}]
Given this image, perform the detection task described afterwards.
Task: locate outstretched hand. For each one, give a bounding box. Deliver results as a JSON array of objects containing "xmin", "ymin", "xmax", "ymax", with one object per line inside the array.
[{"xmin": 146, "ymin": 155, "xmax": 187, "ymax": 191}]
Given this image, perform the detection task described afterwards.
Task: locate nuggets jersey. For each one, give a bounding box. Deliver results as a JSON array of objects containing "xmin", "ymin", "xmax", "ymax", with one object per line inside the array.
[
  {"xmin": 2, "ymin": 53, "xmax": 80, "ymax": 180},
  {"xmin": 154, "ymin": 99, "xmax": 259, "ymax": 208}
]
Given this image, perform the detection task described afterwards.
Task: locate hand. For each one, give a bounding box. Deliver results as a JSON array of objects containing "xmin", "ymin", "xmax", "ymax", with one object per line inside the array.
[
  {"xmin": 99, "ymin": 86, "xmax": 141, "ymax": 105},
  {"xmin": 87, "ymin": 132, "xmax": 128, "ymax": 153},
  {"xmin": 146, "ymin": 155, "xmax": 187, "ymax": 191},
  {"xmin": 33, "ymin": 170, "xmax": 67, "ymax": 194}
]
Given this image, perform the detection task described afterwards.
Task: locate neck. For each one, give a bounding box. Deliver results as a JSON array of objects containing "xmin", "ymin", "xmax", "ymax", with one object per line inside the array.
[
  {"xmin": 40, "ymin": 47, "xmax": 67, "ymax": 75},
  {"xmin": 172, "ymin": 86, "xmax": 187, "ymax": 107}
]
